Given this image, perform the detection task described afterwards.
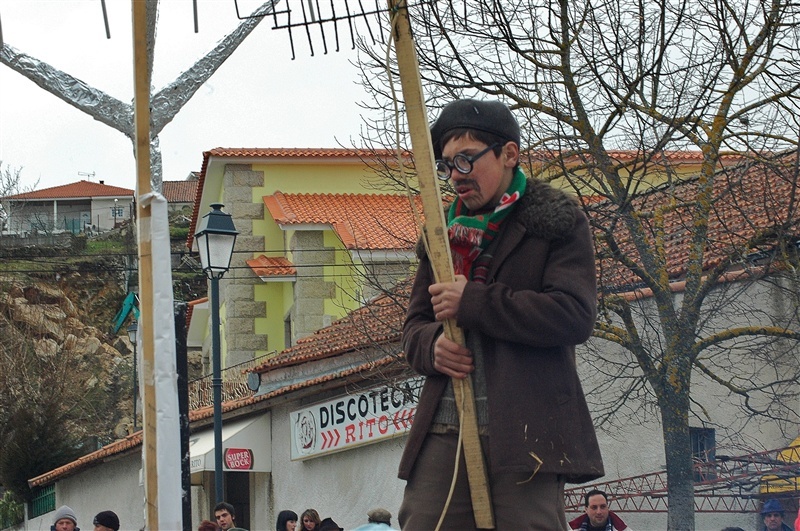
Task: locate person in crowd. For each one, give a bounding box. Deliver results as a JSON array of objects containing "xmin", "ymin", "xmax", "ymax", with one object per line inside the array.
[
  {"xmin": 300, "ymin": 509, "xmax": 321, "ymax": 531},
  {"xmin": 351, "ymin": 507, "xmax": 394, "ymax": 530},
  {"xmin": 568, "ymin": 489, "xmax": 632, "ymax": 530},
  {"xmin": 276, "ymin": 509, "xmax": 298, "ymax": 531},
  {"xmin": 198, "ymin": 520, "xmax": 219, "ymax": 531},
  {"xmin": 52, "ymin": 505, "xmax": 79, "ymax": 531},
  {"xmin": 317, "ymin": 517, "xmax": 343, "ymax": 531},
  {"xmin": 92, "ymin": 510, "xmax": 119, "ymax": 531},
  {"xmin": 214, "ymin": 502, "xmax": 247, "ymax": 531},
  {"xmin": 397, "ymin": 98, "xmax": 603, "ymax": 530},
  {"xmin": 761, "ymin": 499, "xmax": 792, "ymax": 531},
  {"xmin": 795, "ymin": 505, "xmax": 800, "ymax": 531}
]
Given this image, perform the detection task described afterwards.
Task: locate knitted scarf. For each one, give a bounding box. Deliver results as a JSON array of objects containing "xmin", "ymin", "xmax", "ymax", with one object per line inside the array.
[{"xmin": 447, "ymin": 168, "xmax": 526, "ymax": 279}]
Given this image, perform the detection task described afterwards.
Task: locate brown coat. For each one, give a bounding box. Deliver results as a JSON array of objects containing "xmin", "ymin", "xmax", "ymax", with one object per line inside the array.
[{"xmin": 398, "ymin": 178, "xmax": 604, "ymax": 483}]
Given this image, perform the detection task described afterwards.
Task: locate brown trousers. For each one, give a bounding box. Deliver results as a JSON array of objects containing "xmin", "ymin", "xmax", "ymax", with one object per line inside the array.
[{"xmin": 399, "ymin": 433, "xmax": 567, "ymax": 530}]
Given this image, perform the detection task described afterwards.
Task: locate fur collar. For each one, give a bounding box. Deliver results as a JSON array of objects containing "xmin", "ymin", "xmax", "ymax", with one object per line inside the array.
[{"xmin": 416, "ymin": 178, "xmax": 579, "ymax": 258}]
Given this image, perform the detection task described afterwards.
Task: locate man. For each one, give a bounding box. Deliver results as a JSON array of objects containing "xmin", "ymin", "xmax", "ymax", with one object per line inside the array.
[
  {"xmin": 761, "ymin": 499, "xmax": 792, "ymax": 531},
  {"xmin": 92, "ymin": 510, "xmax": 119, "ymax": 531},
  {"xmin": 352, "ymin": 508, "xmax": 394, "ymax": 530},
  {"xmin": 52, "ymin": 505, "xmax": 79, "ymax": 531},
  {"xmin": 398, "ymin": 98, "xmax": 604, "ymax": 530},
  {"xmin": 214, "ymin": 502, "xmax": 247, "ymax": 531},
  {"xmin": 568, "ymin": 490, "xmax": 632, "ymax": 531}
]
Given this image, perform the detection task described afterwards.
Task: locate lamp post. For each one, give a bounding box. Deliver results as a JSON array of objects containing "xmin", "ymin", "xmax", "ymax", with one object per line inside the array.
[
  {"xmin": 113, "ymin": 198, "xmax": 118, "ymax": 228},
  {"xmin": 127, "ymin": 322, "xmax": 139, "ymax": 431},
  {"xmin": 194, "ymin": 203, "xmax": 238, "ymax": 505}
]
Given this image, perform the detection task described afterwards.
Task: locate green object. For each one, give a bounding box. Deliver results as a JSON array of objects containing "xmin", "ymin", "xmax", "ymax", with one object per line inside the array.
[{"xmin": 111, "ymin": 292, "xmax": 140, "ymax": 334}]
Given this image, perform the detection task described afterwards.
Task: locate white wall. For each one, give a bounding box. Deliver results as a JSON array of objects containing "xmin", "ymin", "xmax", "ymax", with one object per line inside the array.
[
  {"xmin": 24, "ymin": 453, "xmax": 144, "ymax": 531},
  {"xmin": 265, "ymin": 400, "xmax": 407, "ymax": 531}
]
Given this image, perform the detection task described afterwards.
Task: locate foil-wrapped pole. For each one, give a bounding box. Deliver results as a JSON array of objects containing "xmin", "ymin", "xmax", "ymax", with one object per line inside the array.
[{"xmin": 0, "ymin": 0, "xmax": 280, "ymax": 190}]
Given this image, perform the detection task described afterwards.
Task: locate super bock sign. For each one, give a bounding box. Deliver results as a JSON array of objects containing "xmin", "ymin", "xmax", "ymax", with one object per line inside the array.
[{"xmin": 289, "ymin": 377, "xmax": 423, "ymax": 460}]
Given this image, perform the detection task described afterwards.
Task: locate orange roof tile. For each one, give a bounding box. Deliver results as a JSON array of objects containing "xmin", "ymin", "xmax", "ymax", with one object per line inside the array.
[
  {"xmin": 29, "ymin": 431, "xmax": 143, "ymax": 487},
  {"xmin": 3, "ymin": 180, "xmax": 133, "ymax": 200},
  {"xmin": 591, "ymin": 163, "xmax": 799, "ymax": 291},
  {"xmin": 265, "ymin": 192, "xmax": 422, "ymax": 250},
  {"xmin": 252, "ymin": 280, "xmax": 411, "ymax": 373},
  {"xmin": 246, "ymin": 255, "xmax": 297, "ymax": 278},
  {"xmin": 162, "ymin": 180, "xmax": 199, "ymax": 203}
]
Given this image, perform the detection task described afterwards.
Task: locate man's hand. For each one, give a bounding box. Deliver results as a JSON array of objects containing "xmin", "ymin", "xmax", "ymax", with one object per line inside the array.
[
  {"xmin": 432, "ymin": 333, "xmax": 474, "ymax": 379},
  {"xmin": 429, "ymin": 274, "xmax": 468, "ymax": 321}
]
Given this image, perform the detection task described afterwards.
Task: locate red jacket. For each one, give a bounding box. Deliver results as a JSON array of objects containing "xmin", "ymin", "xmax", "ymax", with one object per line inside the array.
[{"xmin": 568, "ymin": 511, "xmax": 632, "ymax": 530}]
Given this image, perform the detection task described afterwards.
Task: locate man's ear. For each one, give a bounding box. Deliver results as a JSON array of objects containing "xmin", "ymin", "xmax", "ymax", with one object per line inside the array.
[{"xmin": 502, "ymin": 141, "xmax": 519, "ymax": 168}]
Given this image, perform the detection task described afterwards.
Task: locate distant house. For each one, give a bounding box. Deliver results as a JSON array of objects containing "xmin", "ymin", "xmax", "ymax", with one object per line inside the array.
[
  {"xmin": 1, "ymin": 180, "xmax": 134, "ymax": 234},
  {"xmin": 162, "ymin": 175, "xmax": 199, "ymax": 214}
]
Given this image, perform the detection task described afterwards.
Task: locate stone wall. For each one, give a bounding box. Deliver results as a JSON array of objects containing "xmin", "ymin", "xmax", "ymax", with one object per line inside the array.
[{"xmin": 221, "ymin": 165, "xmax": 267, "ymax": 367}]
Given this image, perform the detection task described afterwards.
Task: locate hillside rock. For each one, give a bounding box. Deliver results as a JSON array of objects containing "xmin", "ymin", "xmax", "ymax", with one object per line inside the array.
[{"xmin": 0, "ymin": 275, "xmax": 134, "ymax": 441}]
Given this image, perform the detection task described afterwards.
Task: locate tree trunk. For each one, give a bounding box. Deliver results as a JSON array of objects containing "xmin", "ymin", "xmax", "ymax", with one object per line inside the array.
[{"xmin": 660, "ymin": 385, "xmax": 695, "ymax": 530}]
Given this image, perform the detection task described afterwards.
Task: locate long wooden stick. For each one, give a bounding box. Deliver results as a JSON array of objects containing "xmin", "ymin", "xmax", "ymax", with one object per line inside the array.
[
  {"xmin": 388, "ymin": 2, "xmax": 494, "ymax": 528},
  {"xmin": 131, "ymin": 2, "xmax": 158, "ymax": 529}
]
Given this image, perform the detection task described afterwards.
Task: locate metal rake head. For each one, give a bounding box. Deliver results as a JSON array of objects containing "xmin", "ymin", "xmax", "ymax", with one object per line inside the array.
[{"xmin": 237, "ymin": 0, "xmax": 391, "ymax": 59}]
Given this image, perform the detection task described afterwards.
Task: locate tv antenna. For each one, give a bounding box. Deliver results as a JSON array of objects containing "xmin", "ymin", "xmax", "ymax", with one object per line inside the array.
[{"xmin": 78, "ymin": 171, "xmax": 96, "ymax": 181}]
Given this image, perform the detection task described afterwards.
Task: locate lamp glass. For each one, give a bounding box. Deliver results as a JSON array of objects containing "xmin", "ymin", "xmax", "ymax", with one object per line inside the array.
[
  {"xmin": 194, "ymin": 203, "xmax": 238, "ymax": 277},
  {"xmin": 127, "ymin": 323, "xmax": 138, "ymax": 344},
  {"xmin": 196, "ymin": 231, "xmax": 237, "ymax": 274}
]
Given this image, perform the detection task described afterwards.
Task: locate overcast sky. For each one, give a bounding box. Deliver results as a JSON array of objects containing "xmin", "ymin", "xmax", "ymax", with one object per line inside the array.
[{"xmin": 1, "ymin": 0, "xmax": 374, "ymax": 192}]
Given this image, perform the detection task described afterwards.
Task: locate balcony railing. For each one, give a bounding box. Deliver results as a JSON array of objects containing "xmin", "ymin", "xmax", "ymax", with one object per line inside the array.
[{"xmin": 188, "ymin": 354, "xmax": 271, "ymax": 411}]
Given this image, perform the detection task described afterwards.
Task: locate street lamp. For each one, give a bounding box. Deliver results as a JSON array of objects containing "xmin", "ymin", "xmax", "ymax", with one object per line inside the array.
[
  {"xmin": 194, "ymin": 203, "xmax": 238, "ymax": 505},
  {"xmin": 113, "ymin": 198, "xmax": 118, "ymax": 228},
  {"xmin": 127, "ymin": 322, "xmax": 139, "ymax": 431}
]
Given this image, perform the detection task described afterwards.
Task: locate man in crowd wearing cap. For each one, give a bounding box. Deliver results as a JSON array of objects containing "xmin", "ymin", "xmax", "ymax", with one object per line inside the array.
[
  {"xmin": 398, "ymin": 98, "xmax": 603, "ymax": 529},
  {"xmin": 92, "ymin": 510, "xmax": 119, "ymax": 531},
  {"xmin": 352, "ymin": 508, "xmax": 394, "ymax": 530},
  {"xmin": 52, "ymin": 505, "xmax": 79, "ymax": 531},
  {"xmin": 761, "ymin": 499, "xmax": 792, "ymax": 531}
]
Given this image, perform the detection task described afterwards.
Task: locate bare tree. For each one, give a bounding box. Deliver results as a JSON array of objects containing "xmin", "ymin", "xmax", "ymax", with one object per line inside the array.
[
  {"xmin": 352, "ymin": 1, "xmax": 800, "ymax": 528},
  {"xmin": 0, "ymin": 307, "xmax": 90, "ymax": 501},
  {"xmin": 0, "ymin": 161, "xmax": 38, "ymax": 234}
]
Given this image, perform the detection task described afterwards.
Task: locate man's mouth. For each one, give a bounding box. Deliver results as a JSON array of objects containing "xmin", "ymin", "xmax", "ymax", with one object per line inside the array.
[{"xmin": 454, "ymin": 181, "xmax": 476, "ymax": 195}]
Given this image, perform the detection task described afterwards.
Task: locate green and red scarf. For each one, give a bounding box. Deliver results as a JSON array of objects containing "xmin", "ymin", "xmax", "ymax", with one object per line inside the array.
[{"xmin": 447, "ymin": 168, "xmax": 526, "ymax": 279}]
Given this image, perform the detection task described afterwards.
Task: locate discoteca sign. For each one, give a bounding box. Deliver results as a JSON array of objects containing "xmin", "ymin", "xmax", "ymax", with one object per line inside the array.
[{"xmin": 290, "ymin": 377, "xmax": 423, "ymax": 460}]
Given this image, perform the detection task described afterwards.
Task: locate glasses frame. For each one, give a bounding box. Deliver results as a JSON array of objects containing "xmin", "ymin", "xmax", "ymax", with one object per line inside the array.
[{"xmin": 436, "ymin": 142, "xmax": 500, "ymax": 181}]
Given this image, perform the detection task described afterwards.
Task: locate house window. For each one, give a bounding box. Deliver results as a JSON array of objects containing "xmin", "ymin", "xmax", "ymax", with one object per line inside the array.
[
  {"xmin": 28, "ymin": 484, "xmax": 55, "ymax": 518},
  {"xmin": 111, "ymin": 206, "xmax": 125, "ymax": 218},
  {"xmin": 691, "ymin": 427, "xmax": 716, "ymax": 481}
]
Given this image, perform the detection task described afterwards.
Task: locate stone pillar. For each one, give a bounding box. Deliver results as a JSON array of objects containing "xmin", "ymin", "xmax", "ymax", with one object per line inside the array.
[
  {"xmin": 290, "ymin": 231, "xmax": 335, "ymax": 342},
  {"xmin": 220, "ymin": 165, "xmax": 268, "ymax": 367}
]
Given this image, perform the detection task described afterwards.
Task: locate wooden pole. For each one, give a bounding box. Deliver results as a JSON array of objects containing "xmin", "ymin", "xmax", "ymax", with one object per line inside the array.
[
  {"xmin": 388, "ymin": 1, "xmax": 494, "ymax": 528},
  {"xmin": 131, "ymin": 1, "xmax": 158, "ymax": 528}
]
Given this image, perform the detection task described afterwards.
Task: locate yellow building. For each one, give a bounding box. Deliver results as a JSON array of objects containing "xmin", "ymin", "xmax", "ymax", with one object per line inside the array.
[{"xmin": 187, "ymin": 147, "xmax": 419, "ymax": 370}]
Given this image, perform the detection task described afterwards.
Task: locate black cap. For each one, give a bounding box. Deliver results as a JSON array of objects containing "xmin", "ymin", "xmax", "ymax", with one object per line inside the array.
[
  {"xmin": 93, "ymin": 510, "xmax": 120, "ymax": 531},
  {"xmin": 430, "ymin": 99, "xmax": 520, "ymax": 158}
]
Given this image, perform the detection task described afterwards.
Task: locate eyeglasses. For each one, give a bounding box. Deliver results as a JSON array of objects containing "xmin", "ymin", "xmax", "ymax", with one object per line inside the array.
[{"xmin": 435, "ymin": 143, "xmax": 500, "ymax": 181}]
